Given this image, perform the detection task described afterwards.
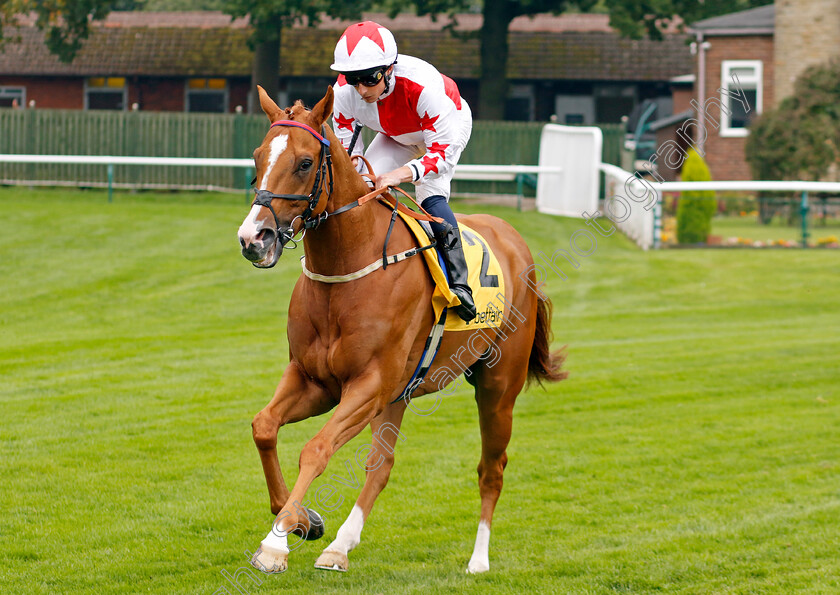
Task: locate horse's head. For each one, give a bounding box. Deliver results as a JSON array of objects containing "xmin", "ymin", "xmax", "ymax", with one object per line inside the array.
[{"xmin": 238, "ymin": 85, "xmax": 334, "ymax": 268}]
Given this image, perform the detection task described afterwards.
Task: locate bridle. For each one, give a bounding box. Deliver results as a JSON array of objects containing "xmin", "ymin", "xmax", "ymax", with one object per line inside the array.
[
  {"xmin": 249, "ymin": 118, "xmax": 442, "ymax": 269},
  {"xmin": 251, "ymin": 120, "xmax": 334, "ymax": 248}
]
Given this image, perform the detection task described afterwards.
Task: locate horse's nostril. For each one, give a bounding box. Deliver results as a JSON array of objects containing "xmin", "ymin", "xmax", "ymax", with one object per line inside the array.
[
  {"xmin": 258, "ymin": 228, "xmax": 277, "ymax": 246},
  {"xmin": 239, "ymin": 236, "xmax": 247, "ymax": 248}
]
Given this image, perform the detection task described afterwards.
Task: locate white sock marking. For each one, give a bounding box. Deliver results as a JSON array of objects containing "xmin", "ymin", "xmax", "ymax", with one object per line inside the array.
[
  {"xmin": 466, "ymin": 520, "xmax": 490, "ymax": 573},
  {"xmin": 261, "ymin": 523, "xmax": 290, "ymax": 553},
  {"xmin": 324, "ymin": 505, "xmax": 365, "ymax": 555}
]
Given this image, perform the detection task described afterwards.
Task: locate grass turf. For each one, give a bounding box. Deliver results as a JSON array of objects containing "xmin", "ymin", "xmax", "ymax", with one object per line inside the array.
[
  {"xmin": 710, "ymin": 216, "xmax": 840, "ymax": 244},
  {"xmin": 1, "ymin": 187, "xmax": 838, "ymax": 594}
]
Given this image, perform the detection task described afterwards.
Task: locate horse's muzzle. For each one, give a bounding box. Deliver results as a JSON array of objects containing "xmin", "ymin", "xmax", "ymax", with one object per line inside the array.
[{"xmin": 240, "ymin": 227, "xmax": 282, "ymax": 268}]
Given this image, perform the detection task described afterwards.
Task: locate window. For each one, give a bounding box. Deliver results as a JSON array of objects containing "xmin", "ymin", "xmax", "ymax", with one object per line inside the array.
[
  {"xmin": 86, "ymin": 77, "xmax": 127, "ymax": 110},
  {"xmin": 278, "ymin": 78, "xmax": 335, "ymax": 111},
  {"xmin": 554, "ymin": 95, "xmax": 595, "ymax": 125},
  {"xmin": 186, "ymin": 78, "xmax": 228, "ymax": 113},
  {"xmin": 720, "ymin": 61, "xmax": 762, "ymax": 137},
  {"xmin": 504, "ymin": 85, "xmax": 535, "ymax": 121},
  {"xmin": 0, "ymin": 86, "xmax": 25, "ymax": 108},
  {"xmin": 85, "ymin": 77, "xmax": 127, "ymax": 110},
  {"xmin": 594, "ymin": 84, "xmax": 637, "ymax": 124}
]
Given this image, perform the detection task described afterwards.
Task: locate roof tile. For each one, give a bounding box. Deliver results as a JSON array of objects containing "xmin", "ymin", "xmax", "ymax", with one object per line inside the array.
[{"xmin": 0, "ymin": 12, "xmax": 691, "ymax": 81}]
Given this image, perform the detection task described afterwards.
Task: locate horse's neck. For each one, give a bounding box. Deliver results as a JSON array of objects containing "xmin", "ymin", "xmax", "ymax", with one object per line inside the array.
[{"xmin": 302, "ymin": 152, "xmax": 392, "ymax": 275}]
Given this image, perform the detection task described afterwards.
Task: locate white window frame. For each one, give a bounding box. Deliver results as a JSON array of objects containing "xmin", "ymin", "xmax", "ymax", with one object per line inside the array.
[
  {"xmin": 184, "ymin": 79, "xmax": 229, "ymax": 113},
  {"xmin": 84, "ymin": 78, "xmax": 127, "ymax": 111},
  {"xmin": 0, "ymin": 86, "xmax": 26, "ymax": 107},
  {"xmin": 720, "ymin": 60, "xmax": 762, "ymax": 138}
]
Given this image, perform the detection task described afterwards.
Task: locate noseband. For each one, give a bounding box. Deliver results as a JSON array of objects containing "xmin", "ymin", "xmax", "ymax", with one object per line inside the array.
[{"xmin": 252, "ymin": 120, "xmax": 334, "ymax": 246}]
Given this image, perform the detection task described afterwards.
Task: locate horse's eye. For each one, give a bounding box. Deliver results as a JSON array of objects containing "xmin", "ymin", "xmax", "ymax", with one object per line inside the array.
[{"xmin": 299, "ymin": 159, "xmax": 313, "ymax": 172}]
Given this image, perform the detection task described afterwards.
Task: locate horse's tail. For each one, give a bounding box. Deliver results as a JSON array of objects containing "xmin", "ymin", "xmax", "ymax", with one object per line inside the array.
[{"xmin": 527, "ymin": 297, "xmax": 568, "ymax": 386}]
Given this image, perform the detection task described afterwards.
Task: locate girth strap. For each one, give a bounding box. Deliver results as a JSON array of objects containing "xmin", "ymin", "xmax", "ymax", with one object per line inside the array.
[
  {"xmin": 300, "ymin": 243, "xmax": 436, "ymax": 284},
  {"xmin": 392, "ymin": 304, "xmax": 448, "ymax": 404}
]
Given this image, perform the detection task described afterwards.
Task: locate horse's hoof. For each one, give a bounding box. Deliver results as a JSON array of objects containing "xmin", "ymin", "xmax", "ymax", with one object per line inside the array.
[
  {"xmin": 314, "ymin": 550, "xmax": 349, "ymax": 572},
  {"xmin": 250, "ymin": 545, "xmax": 288, "ymax": 574},
  {"xmin": 289, "ymin": 507, "xmax": 325, "ymax": 541},
  {"xmin": 466, "ymin": 560, "xmax": 490, "ymax": 574},
  {"xmin": 304, "ymin": 508, "xmax": 325, "ymax": 540}
]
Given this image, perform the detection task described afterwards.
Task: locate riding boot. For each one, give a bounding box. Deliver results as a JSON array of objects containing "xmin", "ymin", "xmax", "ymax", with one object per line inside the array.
[{"xmin": 434, "ymin": 225, "xmax": 477, "ymax": 322}]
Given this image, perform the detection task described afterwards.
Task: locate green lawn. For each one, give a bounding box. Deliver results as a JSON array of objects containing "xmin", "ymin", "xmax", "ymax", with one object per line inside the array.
[
  {"xmin": 711, "ymin": 215, "xmax": 840, "ymax": 244},
  {"xmin": 1, "ymin": 187, "xmax": 839, "ymax": 594}
]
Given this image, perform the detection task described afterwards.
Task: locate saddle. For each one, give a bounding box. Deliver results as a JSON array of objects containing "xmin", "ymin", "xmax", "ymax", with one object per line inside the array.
[{"xmin": 397, "ymin": 213, "xmax": 506, "ymax": 332}]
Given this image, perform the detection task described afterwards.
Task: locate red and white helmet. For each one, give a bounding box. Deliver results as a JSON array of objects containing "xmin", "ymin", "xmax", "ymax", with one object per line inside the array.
[{"xmin": 330, "ymin": 21, "xmax": 398, "ymax": 73}]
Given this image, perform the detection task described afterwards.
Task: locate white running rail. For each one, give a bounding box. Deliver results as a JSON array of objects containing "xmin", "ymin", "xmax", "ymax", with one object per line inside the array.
[
  {"xmin": 600, "ymin": 163, "xmax": 661, "ymax": 251},
  {"xmin": 0, "ymin": 154, "xmax": 560, "ymax": 180},
  {"xmin": 599, "ymin": 164, "xmax": 840, "ymax": 250}
]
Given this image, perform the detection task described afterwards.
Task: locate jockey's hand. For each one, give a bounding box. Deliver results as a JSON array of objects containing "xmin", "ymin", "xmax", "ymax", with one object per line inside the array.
[
  {"xmin": 375, "ymin": 166, "xmax": 413, "ymax": 191},
  {"xmin": 350, "ymin": 155, "xmax": 364, "ymax": 172}
]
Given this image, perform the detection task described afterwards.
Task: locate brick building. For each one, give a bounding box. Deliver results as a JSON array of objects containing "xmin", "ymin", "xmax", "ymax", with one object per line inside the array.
[
  {"xmin": 774, "ymin": 0, "xmax": 840, "ymax": 101},
  {"xmin": 0, "ymin": 11, "xmax": 692, "ymax": 123},
  {"xmin": 689, "ymin": 5, "xmax": 775, "ymax": 181},
  {"xmin": 684, "ymin": 1, "xmax": 840, "ymax": 180}
]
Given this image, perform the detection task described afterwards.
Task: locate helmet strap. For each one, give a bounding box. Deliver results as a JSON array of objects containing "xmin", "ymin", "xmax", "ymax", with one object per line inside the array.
[{"xmin": 383, "ymin": 63, "xmax": 395, "ymax": 95}]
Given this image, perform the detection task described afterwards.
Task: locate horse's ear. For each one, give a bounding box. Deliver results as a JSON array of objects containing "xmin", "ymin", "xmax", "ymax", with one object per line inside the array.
[
  {"xmin": 257, "ymin": 85, "xmax": 284, "ymax": 123},
  {"xmin": 309, "ymin": 86, "xmax": 334, "ymax": 127}
]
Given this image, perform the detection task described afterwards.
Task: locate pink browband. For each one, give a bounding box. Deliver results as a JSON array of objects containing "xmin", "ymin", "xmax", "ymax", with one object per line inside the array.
[{"xmin": 270, "ymin": 120, "xmax": 330, "ymax": 146}]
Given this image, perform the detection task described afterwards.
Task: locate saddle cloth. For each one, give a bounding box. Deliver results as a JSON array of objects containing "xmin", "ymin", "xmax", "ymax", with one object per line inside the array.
[{"xmin": 397, "ymin": 211, "xmax": 506, "ymax": 332}]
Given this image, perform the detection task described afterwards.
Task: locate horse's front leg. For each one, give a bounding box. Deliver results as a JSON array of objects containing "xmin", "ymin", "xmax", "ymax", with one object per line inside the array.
[
  {"xmin": 315, "ymin": 401, "xmax": 408, "ymax": 572},
  {"xmin": 251, "ymin": 368, "xmax": 390, "ymax": 574},
  {"xmin": 252, "ymin": 361, "xmax": 336, "ymax": 515}
]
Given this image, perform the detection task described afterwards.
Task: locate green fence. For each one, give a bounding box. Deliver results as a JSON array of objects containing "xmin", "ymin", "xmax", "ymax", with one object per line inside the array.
[
  {"xmin": 0, "ymin": 108, "xmax": 623, "ymax": 194},
  {"xmin": 0, "ymin": 109, "xmax": 265, "ymax": 190}
]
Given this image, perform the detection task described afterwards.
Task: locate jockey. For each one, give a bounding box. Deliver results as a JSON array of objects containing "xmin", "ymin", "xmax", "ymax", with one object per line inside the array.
[{"xmin": 330, "ymin": 21, "xmax": 477, "ymax": 322}]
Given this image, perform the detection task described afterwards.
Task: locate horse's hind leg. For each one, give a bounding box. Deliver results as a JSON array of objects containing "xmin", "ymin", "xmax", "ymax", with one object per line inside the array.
[
  {"xmin": 315, "ymin": 401, "xmax": 408, "ymax": 572},
  {"xmin": 468, "ymin": 351, "xmax": 529, "ymax": 573}
]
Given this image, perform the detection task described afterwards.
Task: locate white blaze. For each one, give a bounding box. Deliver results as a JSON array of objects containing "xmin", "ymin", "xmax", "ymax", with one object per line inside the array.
[
  {"xmin": 238, "ymin": 134, "xmax": 289, "ymax": 244},
  {"xmin": 238, "ymin": 204, "xmax": 266, "ymax": 245},
  {"xmin": 260, "ymin": 135, "xmax": 288, "ymax": 190}
]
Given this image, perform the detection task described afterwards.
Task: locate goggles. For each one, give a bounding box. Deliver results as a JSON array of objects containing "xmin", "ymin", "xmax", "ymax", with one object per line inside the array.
[{"xmin": 344, "ymin": 67, "xmax": 387, "ymax": 87}]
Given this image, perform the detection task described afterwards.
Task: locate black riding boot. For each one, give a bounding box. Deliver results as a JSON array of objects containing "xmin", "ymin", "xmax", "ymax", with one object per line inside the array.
[{"xmin": 435, "ymin": 225, "xmax": 477, "ymax": 322}]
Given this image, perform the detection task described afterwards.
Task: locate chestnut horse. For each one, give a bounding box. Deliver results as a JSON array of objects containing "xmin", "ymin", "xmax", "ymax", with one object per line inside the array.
[{"xmin": 237, "ymin": 86, "xmax": 565, "ymax": 575}]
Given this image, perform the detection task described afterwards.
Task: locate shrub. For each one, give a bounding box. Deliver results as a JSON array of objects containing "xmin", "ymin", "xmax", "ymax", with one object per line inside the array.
[
  {"xmin": 677, "ymin": 148, "xmax": 717, "ymax": 244},
  {"xmin": 717, "ymin": 192, "xmax": 757, "ymax": 215},
  {"xmin": 746, "ymin": 58, "xmax": 840, "ymax": 181}
]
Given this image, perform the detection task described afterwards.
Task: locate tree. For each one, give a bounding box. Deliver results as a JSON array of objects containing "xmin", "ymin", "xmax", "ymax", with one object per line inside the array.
[
  {"xmin": 407, "ymin": 0, "xmax": 596, "ymax": 121},
  {"xmin": 601, "ymin": 0, "xmax": 773, "ymax": 40},
  {"xmin": 0, "ymin": 0, "xmax": 369, "ymax": 111},
  {"xmin": 221, "ymin": 0, "xmax": 371, "ymax": 113},
  {"xmin": 402, "ymin": 0, "xmax": 772, "ymax": 121},
  {"xmin": 0, "ymin": 0, "xmax": 175, "ymax": 63},
  {"xmin": 0, "ymin": 0, "xmax": 112, "ymax": 62},
  {"xmin": 746, "ymin": 59, "xmax": 840, "ymax": 181},
  {"xmin": 142, "ymin": 0, "xmax": 224, "ymax": 8}
]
